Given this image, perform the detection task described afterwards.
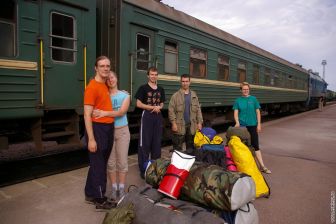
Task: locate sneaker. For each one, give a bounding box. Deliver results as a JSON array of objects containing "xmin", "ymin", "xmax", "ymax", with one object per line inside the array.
[
  {"xmin": 261, "ymin": 166, "xmax": 272, "ymax": 174},
  {"xmin": 85, "ymin": 196, "xmax": 96, "ymax": 204},
  {"xmin": 95, "ymin": 200, "xmax": 117, "ymax": 210},
  {"xmin": 119, "ymin": 188, "xmax": 126, "ymax": 199},
  {"xmin": 109, "ymin": 189, "xmax": 118, "ymax": 201}
]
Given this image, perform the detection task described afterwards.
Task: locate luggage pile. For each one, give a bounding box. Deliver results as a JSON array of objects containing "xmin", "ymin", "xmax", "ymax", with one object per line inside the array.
[{"xmin": 102, "ymin": 127, "xmax": 270, "ymax": 224}]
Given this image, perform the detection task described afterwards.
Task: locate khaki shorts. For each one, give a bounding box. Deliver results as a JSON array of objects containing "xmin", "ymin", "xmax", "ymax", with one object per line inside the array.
[{"xmin": 107, "ymin": 125, "xmax": 130, "ymax": 172}]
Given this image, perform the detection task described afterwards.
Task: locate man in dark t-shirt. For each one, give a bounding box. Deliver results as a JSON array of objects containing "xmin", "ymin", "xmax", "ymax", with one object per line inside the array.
[{"xmin": 134, "ymin": 66, "xmax": 165, "ymax": 178}]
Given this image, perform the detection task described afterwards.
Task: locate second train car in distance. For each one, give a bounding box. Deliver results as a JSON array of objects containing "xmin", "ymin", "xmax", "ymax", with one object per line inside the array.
[{"xmin": 0, "ymin": 0, "xmax": 326, "ymax": 157}]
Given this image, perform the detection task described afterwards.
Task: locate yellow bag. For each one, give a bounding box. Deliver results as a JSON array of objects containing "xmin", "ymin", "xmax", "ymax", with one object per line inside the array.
[
  {"xmin": 193, "ymin": 130, "xmax": 210, "ymax": 149},
  {"xmin": 228, "ymin": 136, "xmax": 270, "ymax": 198},
  {"xmin": 210, "ymin": 135, "xmax": 224, "ymax": 144}
]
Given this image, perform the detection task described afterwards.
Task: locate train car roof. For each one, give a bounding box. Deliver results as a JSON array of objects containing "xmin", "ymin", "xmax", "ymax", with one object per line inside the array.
[{"xmin": 124, "ymin": 0, "xmax": 308, "ymax": 74}]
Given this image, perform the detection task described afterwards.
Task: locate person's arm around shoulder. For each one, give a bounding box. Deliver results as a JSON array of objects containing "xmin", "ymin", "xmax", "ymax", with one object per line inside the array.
[
  {"xmin": 93, "ymin": 95, "xmax": 130, "ymax": 118},
  {"xmin": 84, "ymin": 105, "xmax": 97, "ymax": 152}
]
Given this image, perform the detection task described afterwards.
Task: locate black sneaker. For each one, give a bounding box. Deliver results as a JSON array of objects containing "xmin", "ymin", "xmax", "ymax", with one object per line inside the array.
[
  {"xmin": 95, "ymin": 200, "xmax": 117, "ymax": 210},
  {"xmin": 85, "ymin": 196, "xmax": 95, "ymax": 204},
  {"xmin": 85, "ymin": 196, "xmax": 110, "ymax": 205}
]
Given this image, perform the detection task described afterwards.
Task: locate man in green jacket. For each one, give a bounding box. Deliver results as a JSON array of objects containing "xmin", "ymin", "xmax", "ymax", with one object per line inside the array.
[{"xmin": 168, "ymin": 74, "xmax": 203, "ymax": 153}]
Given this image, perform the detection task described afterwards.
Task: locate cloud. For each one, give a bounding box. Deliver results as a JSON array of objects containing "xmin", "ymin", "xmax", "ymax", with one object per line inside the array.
[{"xmin": 162, "ymin": 0, "xmax": 336, "ymax": 90}]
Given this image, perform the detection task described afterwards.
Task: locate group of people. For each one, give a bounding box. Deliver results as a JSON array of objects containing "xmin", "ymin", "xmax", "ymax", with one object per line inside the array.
[{"xmin": 83, "ymin": 55, "xmax": 271, "ymax": 210}]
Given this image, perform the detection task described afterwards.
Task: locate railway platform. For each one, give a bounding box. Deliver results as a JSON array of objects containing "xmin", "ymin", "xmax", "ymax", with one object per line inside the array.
[{"xmin": 0, "ymin": 105, "xmax": 335, "ymax": 224}]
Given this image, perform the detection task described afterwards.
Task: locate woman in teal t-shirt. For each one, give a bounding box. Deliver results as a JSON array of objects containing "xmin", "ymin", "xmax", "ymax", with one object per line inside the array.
[
  {"xmin": 93, "ymin": 71, "xmax": 131, "ymax": 200},
  {"xmin": 233, "ymin": 82, "xmax": 271, "ymax": 174}
]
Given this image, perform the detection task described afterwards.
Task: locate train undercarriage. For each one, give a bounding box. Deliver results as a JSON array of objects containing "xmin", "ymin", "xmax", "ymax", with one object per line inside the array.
[{"xmin": 0, "ymin": 100, "xmax": 313, "ymax": 161}]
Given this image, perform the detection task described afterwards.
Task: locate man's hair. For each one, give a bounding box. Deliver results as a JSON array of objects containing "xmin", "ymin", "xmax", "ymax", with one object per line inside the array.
[
  {"xmin": 147, "ymin": 66, "xmax": 158, "ymax": 76},
  {"xmin": 95, "ymin": 55, "xmax": 110, "ymax": 67},
  {"xmin": 181, "ymin": 74, "xmax": 190, "ymax": 80}
]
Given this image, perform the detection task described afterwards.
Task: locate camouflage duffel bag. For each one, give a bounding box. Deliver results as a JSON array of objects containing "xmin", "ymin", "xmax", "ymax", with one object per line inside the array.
[
  {"xmin": 146, "ymin": 159, "xmax": 256, "ymax": 211},
  {"xmin": 116, "ymin": 185, "xmax": 226, "ymax": 224}
]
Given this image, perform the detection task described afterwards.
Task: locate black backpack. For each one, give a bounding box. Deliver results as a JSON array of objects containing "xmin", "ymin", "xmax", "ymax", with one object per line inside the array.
[{"xmin": 194, "ymin": 144, "xmax": 227, "ymax": 168}]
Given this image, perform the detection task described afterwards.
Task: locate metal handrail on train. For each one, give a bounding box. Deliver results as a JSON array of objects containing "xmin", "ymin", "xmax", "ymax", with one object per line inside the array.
[
  {"xmin": 49, "ymin": 34, "xmax": 77, "ymax": 41},
  {"xmin": 84, "ymin": 45, "xmax": 87, "ymax": 89},
  {"xmin": 39, "ymin": 39, "xmax": 44, "ymax": 105},
  {"xmin": 49, "ymin": 46, "xmax": 78, "ymax": 52}
]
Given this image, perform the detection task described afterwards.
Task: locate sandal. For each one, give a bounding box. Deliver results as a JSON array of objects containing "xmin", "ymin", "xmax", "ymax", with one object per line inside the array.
[{"xmin": 261, "ymin": 166, "xmax": 272, "ymax": 174}]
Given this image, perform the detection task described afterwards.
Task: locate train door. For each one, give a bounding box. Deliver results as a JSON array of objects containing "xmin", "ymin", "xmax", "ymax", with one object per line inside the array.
[
  {"xmin": 130, "ymin": 25, "xmax": 156, "ymax": 99},
  {"xmin": 40, "ymin": 1, "xmax": 86, "ymax": 109}
]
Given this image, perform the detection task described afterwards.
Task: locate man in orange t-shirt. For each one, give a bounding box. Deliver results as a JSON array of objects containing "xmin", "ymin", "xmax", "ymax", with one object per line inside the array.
[{"xmin": 83, "ymin": 56, "xmax": 115, "ymax": 210}]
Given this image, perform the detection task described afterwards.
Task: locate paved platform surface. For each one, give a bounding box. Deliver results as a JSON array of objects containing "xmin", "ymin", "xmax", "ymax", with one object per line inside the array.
[{"xmin": 0, "ymin": 105, "xmax": 335, "ymax": 224}]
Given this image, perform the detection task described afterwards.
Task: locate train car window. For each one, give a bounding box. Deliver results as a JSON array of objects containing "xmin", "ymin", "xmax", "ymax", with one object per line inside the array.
[
  {"xmin": 252, "ymin": 64, "xmax": 259, "ymax": 84},
  {"xmin": 273, "ymin": 71, "xmax": 280, "ymax": 87},
  {"xmin": 0, "ymin": 0, "xmax": 16, "ymax": 57},
  {"xmin": 164, "ymin": 41, "xmax": 178, "ymax": 74},
  {"xmin": 217, "ymin": 54, "xmax": 229, "ymax": 81},
  {"xmin": 237, "ymin": 62, "xmax": 246, "ymax": 82},
  {"xmin": 287, "ymin": 75, "xmax": 293, "ymax": 88},
  {"xmin": 281, "ymin": 73, "xmax": 287, "ymax": 88},
  {"xmin": 50, "ymin": 12, "xmax": 76, "ymax": 63},
  {"xmin": 297, "ymin": 78, "xmax": 302, "ymax": 90},
  {"xmin": 190, "ymin": 47, "xmax": 207, "ymax": 78},
  {"xmin": 264, "ymin": 68, "xmax": 271, "ymax": 86},
  {"xmin": 293, "ymin": 77, "xmax": 298, "ymax": 89},
  {"xmin": 136, "ymin": 33, "xmax": 150, "ymax": 71}
]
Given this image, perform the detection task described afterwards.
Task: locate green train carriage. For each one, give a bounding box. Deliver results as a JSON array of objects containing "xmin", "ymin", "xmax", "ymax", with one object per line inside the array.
[
  {"xmin": 0, "ymin": 0, "xmax": 309, "ymax": 156},
  {"xmin": 101, "ymin": 0, "xmax": 308, "ymax": 120},
  {"xmin": 0, "ymin": 0, "xmax": 96, "ymax": 151}
]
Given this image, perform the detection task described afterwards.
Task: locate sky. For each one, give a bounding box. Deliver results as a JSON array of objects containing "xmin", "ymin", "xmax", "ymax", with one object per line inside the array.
[{"xmin": 161, "ymin": 0, "xmax": 336, "ymax": 91}]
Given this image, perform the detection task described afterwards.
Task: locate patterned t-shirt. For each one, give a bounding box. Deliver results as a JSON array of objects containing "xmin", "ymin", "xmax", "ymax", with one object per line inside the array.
[{"xmin": 134, "ymin": 83, "xmax": 165, "ymax": 106}]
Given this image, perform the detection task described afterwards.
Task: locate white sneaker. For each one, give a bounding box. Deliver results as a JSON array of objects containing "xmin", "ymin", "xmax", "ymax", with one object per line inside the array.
[
  {"xmin": 119, "ymin": 188, "xmax": 126, "ymax": 199},
  {"xmin": 109, "ymin": 189, "xmax": 118, "ymax": 202}
]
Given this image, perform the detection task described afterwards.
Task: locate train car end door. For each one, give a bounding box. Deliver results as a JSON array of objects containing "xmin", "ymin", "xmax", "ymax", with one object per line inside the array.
[{"xmin": 41, "ymin": 2, "xmax": 88, "ymax": 109}]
